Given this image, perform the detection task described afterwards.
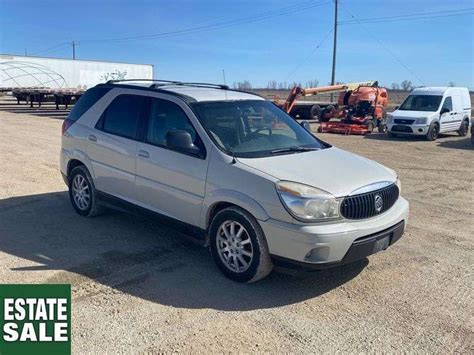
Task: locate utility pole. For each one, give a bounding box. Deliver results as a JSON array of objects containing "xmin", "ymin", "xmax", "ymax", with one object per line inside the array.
[
  {"xmin": 222, "ymin": 69, "xmax": 227, "ymax": 85},
  {"xmin": 24, "ymin": 48, "xmax": 27, "ymax": 56},
  {"xmin": 71, "ymin": 41, "xmax": 76, "ymax": 60},
  {"xmin": 330, "ymin": 0, "xmax": 338, "ymax": 102}
]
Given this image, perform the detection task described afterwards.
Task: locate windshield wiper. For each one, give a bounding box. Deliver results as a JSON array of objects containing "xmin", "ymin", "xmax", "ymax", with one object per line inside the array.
[{"xmin": 270, "ymin": 146, "xmax": 320, "ymax": 155}]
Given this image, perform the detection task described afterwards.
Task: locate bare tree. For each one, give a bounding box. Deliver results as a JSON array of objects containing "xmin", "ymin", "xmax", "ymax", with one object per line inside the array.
[
  {"xmin": 448, "ymin": 81, "xmax": 456, "ymax": 87},
  {"xmin": 233, "ymin": 81, "xmax": 252, "ymax": 90},
  {"xmin": 277, "ymin": 81, "xmax": 287, "ymax": 90},
  {"xmin": 391, "ymin": 83, "xmax": 400, "ymax": 90},
  {"xmin": 305, "ymin": 79, "xmax": 319, "ymax": 88},
  {"xmin": 400, "ymin": 80, "xmax": 413, "ymax": 91},
  {"xmin": 267, "ymin": 80, "xmax": 277, "ymax": 90}
]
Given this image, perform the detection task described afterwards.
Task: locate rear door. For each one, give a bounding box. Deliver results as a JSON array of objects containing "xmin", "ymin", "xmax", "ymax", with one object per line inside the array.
[
  {"xmin": 439, "ymin": 96, "xmax": 453, "ymax": 132},
  {"xmin": 135, "ymin": 96, "xmax": 209, "ymax": 226},
  {"xmin": 87, "ymin": 93, "xmax": 146, "ymax": 202}
]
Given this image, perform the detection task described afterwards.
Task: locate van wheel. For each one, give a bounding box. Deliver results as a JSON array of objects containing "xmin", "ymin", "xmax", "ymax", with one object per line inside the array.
[
  {"xmin": 426, "ymin": 122, "xmax": 439, "ymax": 141},
  {"xmin": 68, "ymin": 165, "xmax": 103, "ymax": 217},
  {"xmin": 209, "ymin": 207, "xmax": 273, "ymax": 283},
  {"xmin": 458, "ymin": 119, "xmax": 469, "ymax": 136}
]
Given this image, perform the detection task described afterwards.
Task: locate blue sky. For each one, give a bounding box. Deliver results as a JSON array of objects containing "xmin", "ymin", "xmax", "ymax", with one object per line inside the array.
[{"xmin": 1, "ymin": 0, "xmax": 473, "ymax": 89}]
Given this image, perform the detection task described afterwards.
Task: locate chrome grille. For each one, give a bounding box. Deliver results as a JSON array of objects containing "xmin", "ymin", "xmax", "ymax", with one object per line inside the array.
[{"xmin": 340, "ymin": 184, "xmax": 399, "ymax": 220}]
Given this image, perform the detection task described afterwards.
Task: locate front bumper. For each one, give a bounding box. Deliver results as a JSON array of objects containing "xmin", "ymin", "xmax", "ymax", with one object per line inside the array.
[
  {"xmin": 260, "ymin": 197, "xmax": 409, "ymax": 266},
  {"xmin": 387, "ymin": 123, "xmax": 428, "ymax": 135}
]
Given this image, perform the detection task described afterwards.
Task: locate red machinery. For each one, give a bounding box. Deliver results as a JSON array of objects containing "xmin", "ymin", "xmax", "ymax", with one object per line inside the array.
[{"xmin": 277, "ymin": 81, "xmax": 389, "ymax": 135}]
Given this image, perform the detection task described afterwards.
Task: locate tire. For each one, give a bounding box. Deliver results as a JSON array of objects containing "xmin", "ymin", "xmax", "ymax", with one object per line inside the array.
[
  {"xmin": 426, "ymin": 122, "xmax": 439, "ymax": 141},
  {"xmin": 68, "ymin": 165, "xmax": 103, "ymax": 217},
  {"xmin": 310, "ymin": 104, "xmax": 321, "ymax": 120},
  {"xmin": 209, "ymin": 206, "xmax": 273, "ymax": 283},
  {"xmin": 458, "ymin": 119, "xmax": 469, "ymax": 136},
  {"xmin": 388, "ymin": 132, "xmax": 398, "ymax": 138},
  {"xmin": 320, "ymin": 105, "xmax": 334, "ymax": 123}
]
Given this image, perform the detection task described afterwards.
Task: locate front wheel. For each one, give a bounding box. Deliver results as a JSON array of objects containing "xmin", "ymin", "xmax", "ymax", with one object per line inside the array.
[
  {"xmin": 209, "ymin": 207, "xmax": 273, "ymax": 283},
  {"xmin": 426, "ymin": 122, "xmax": 439, "ymax": 141}
]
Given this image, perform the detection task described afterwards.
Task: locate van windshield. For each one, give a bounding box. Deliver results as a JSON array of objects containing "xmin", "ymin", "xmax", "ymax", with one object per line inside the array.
[
  {"xmin": 191, "ymin": 100, "xmax": 326, "ymax": 158},
  {"xmin": 399, "ymin": 95, "xmax": 442, "ymax": 112}
]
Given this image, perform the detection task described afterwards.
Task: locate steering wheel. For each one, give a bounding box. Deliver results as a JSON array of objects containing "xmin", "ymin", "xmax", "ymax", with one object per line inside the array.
[{"xmin": 250, "ymin": 127, "xmax": 272, "ymax": 136}]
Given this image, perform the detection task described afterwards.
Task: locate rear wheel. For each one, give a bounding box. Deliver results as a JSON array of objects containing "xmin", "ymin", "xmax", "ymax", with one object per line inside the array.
[
  {"xmin": 426, "ymin": 122, "xmax": 439, "ymax": 141},
  {"xmin": 458, "ymin": 119, "xmax": 469, "ymax": 136},
  {"xmin": 209, "ymin": 207, "xmax": 273, "ymax": 283},
  {"xmin": 68, "ymin": 165, "xmax": 103, "ymax": 217}
]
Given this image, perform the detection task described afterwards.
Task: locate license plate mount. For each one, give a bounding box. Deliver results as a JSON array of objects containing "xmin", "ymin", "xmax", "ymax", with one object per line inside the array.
[{"xmin": 373, "ymin": 236, "xmax": 390, "ymax": 253}]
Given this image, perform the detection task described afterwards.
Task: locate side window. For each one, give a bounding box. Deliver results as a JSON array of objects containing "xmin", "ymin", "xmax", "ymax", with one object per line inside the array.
[
  {"xmin": 68, "ymin": 87, "xmax": 110, "ymax": 121},
  {"xmin": 99, "ymin": 94, "xmax": 145, "ymax": 139},
  {"xmin": 441, "ymin": 96, "xmax": 452, "ymax": 111},
  {"xmin": 146, "ymin": 98, "xmax": 199, "ymax": 148}
]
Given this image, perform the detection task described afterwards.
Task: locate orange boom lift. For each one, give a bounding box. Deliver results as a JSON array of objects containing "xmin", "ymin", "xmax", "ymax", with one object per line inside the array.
[{"xmin": 276, "ymin": 81, "xmax": 389, "ymax": 135}]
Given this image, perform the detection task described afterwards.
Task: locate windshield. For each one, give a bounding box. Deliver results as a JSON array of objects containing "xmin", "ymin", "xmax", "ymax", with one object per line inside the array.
[
  {"xmin": 398, "ymin": 95, "xmax": 442, "ymax": 112},
  {"xmin": 191, "ymin": 100, "xmax": 326, "ymax": 158}
]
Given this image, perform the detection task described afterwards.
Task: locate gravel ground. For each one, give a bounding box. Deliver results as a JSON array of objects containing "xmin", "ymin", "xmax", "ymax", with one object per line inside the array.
[{"xmin": 0, "ymin": 97, "xmax": 473, "ymax": 353}]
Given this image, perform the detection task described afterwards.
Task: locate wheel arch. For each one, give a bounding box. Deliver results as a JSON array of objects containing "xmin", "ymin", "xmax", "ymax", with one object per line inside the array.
[{"xmin": 203, "ymin": 190, "xmax": 270, "ymax": 231}]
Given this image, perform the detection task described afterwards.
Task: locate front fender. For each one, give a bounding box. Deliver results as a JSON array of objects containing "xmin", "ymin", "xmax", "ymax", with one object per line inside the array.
[{"xmin": 201, "ymin": 189, "xmax": 270, "ymax": 229}]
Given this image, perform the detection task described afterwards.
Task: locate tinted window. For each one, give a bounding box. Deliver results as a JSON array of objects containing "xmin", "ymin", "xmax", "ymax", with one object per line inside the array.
[
  {"xmin": 146, "ymin": 98, "xmax": 198, "ymax": 147},
  {"xmin": 191, "ymin": 100, "xmax": 325, "ymax": 158},
  {"xmin": 102, "ymin": 94, "xmax": 144, "ymax": 139},
  {"xmin": 399, "ymin": 95, "xmax": 442, "ymax": 112},
  {"xmin": 68, "ymin": 87, "xmax": 110, "ymax": 121},
  {"xmin": 441, "ymin": 96, "xmax": 452, "ymax": 111}
]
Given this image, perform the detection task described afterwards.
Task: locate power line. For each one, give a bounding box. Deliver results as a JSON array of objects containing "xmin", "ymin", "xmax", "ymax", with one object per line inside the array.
[
  {"xmin": 340, "ymin": 4, "xmax": 425, "ymax": 85},
  {"xmin": 283, "ymin": 27, "xmax": 334, "ymax": 81},
  {"xmin": 78, "ymin": 0, "xmax": 331, "ymax": 43},
  {"xmin": 340, "ymin": 8, "xmax": 474, "ymax": 25},
  {"xmin": 29, "ymin": 42, "xmax": 70, "ymax": 56}
]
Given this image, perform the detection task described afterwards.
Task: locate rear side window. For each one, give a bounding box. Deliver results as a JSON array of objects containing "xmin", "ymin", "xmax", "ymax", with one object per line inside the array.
[
  {"xmin": 68, "ymin": 87, "xmax": 110, "ymax": 121},
  {"xmin": 99, "ymin": 94, "xmax": 145, "ymax": 140},
  {"xmin": 441, "ymin": 97, "xmax": 453, "ymax": 111}
]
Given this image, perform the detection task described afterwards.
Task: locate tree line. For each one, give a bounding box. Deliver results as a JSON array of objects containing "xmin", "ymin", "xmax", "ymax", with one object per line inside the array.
[{"xmin": 233, "ymin": 79, "xmax": 457, "ymax": 91}]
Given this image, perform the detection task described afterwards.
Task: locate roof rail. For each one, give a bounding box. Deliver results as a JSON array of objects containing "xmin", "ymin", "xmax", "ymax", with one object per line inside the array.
[
  {"xmin": 106, "ymin": 79, "xmax": 181, "ymax": 86},
  {"xmin": 105, "ymin": 79, "xmax": 229, "ymax": 90},
  {"xmin": 176, "ymin": 82, "xmax": 229, "ymax": 90}
]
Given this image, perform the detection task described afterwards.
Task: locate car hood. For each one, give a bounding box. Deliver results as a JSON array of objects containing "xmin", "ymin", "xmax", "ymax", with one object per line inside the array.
[
  {"xmin": 237, "ymin": 147, "xmax": 396, "ymax": 197},
  {"xmin": 392, "ymin": 110, "xmax": 437, "ymax": 118}
]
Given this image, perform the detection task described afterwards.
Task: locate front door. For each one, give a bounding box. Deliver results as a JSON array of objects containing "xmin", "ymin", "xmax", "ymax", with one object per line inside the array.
[
  {"xmin": 439, "ymin": 96, "xmax": 453, "ymax": 132},
  {"xmin": 135, "ymin": 97, "xmax": 209, "ymax": 227}
]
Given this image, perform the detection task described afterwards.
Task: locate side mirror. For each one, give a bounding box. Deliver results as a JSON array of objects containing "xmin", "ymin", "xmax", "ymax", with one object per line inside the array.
[
  {"xmin": 300, "ymin": 120, "xmax": 311, "ymax": 132},
  {"xmin": 394, "ymin": 106, "xmax": 399, "ymax": 110},
  {"xmin": 440, "ymin": 107, "xmax": 450, "ymax": 115},
  {"xmin": 166, "ymin": 129, "xmax": 203, "ymax": 157}
]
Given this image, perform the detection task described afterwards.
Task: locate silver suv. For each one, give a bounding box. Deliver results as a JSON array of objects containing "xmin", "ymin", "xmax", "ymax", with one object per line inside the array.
[{"xmin": 60, "ymin": 79, "xmax": 409, "ymax": 282}]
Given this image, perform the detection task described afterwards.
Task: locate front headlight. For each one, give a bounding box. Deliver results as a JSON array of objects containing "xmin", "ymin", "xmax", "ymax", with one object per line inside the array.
[
  {"xmin": 414, "ymin": 117, "xmax": 428, "ymax": 124},
  {"xmin": 276, "ymin": 181, "xmax": 340, "ymax": 222},
  {"xmin": 386, "ymin": 114, "xmax": 393, "ymax": 124}
]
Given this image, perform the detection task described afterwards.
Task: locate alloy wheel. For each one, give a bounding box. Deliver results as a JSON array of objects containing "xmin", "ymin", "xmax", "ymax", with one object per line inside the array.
[
  {"xmin": 72, "ymin": 174, "xmax": 91, "ymax": 211},
  {"xmin": 216, "ymin": 220, "xmax": 254, "ymax": 273}
]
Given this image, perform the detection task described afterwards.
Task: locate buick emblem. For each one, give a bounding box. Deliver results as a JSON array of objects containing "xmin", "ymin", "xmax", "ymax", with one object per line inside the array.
[{"xmin": 374, "ymin": 194, "xmax": 383, "ymax": 213}]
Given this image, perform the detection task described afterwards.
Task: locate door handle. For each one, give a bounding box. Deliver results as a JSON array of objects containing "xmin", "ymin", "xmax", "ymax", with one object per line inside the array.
[
  {"xmin": 138, "ymin": 150, "xmax": 150, "ymax": 158},
  {"xmin": 88, "ymin": 135, "xmax": 97, "ymax": 142}
]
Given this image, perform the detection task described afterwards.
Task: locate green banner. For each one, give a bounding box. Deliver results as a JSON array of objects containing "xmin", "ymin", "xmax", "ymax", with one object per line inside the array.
[{"xmin": 0, "ymin": 284, "xmax": 71, "ymax": 355}]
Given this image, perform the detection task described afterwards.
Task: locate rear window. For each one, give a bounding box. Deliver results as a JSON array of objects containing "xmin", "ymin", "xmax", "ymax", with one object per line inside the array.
[
  {"xmin": 68, "ymin": 87, "xmax": 110, "ymax": 121},
  {"xmin": 99, "ymin": 94, "xmax": 145, "ymax": 140}
]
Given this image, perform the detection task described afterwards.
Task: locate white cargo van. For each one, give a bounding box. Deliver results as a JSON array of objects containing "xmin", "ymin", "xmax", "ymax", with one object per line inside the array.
[{"xmin": 387, "ymin": 87, "xmax": 471, "ymax": 140}]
